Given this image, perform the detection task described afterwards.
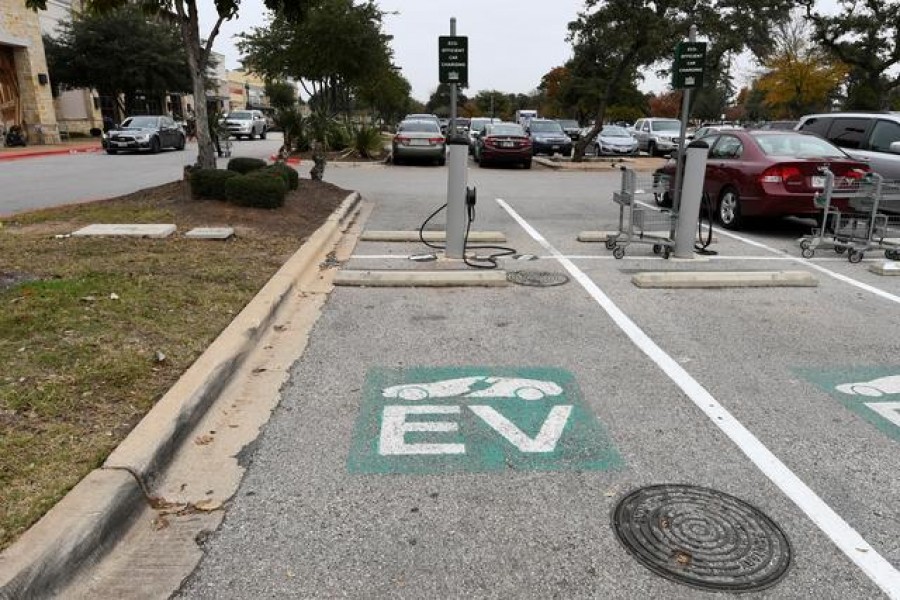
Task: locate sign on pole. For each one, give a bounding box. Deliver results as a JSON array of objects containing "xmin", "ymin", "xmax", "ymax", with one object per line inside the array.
[
  {"xmin": 672, "ymin": 41, "xmax": 707, "ymax": 89},
  {"xmin": 439, "ymin": 36, "xmax": 468, "ymax": 86}
]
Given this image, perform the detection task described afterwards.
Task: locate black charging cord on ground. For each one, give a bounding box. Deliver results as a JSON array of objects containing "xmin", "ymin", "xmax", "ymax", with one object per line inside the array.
[
  {"xmin": 694, "ymin": 192, "xmax": 718, "ymax": 256},
  {"xmin": 417, "ymin": 195, "xmax": 517, "ymax": 270}
]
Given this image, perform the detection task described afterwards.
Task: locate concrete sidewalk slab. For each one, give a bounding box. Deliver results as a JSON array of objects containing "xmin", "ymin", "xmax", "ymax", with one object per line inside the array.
[
  {"xmin": 632, "ymin": 270, "xmax": 818, "ymax": 288},
  {"xmin": 72, "ymin": 224, "xmax": 177, "ymax": 238}
]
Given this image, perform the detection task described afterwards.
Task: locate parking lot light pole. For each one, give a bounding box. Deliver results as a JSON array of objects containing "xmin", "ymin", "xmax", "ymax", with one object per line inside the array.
[{"xmin": 445, "ymin": 17, "xmax": 467, "ymax": 259}]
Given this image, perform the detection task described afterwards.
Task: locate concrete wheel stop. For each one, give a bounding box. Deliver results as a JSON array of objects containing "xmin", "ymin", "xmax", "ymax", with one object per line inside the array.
[
  {"xmin": 632, "ymin": 270, "xmax": 818, "ymax": 288},
  {"xmin": 334, "ymin": 269, "xmax": 508, "ymax": 287}
]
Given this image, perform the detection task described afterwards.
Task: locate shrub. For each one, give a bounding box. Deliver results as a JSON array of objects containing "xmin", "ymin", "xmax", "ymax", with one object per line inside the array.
[
  {"xmin": 264, "ymin": 163, "xmax": 299, "ymax": 190},
  {"xmin": 226, "ymin": 157, "xmax": 267, "ymax": 174},
  {"xmin": 223, "ymin": 171, "xmax": 287, "ymax": 209},
  {"xmin": 189, "ymin": 168, "xmax": 240, "ymax": 199},
  {"xmin": 352, "ymin": 125, "xmax": 385, "ymax": 159},
  {"xmin": 326, "ymin": 121, "xmax": 351, "ymax": 151}
]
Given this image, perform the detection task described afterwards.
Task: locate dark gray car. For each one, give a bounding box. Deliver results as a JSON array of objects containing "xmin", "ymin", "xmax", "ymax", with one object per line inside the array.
[{"xmin": 106, "ymin": 115, "xmax": 186, "ymax": 155}]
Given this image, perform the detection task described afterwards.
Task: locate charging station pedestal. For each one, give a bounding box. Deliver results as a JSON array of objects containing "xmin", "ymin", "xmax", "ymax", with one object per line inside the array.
[
  {"xmin": 445, "ymin": 135, "xmax": 469, "ymax": 259},
  {"xmin": 673, "ymin": 139, "xmax": 710, "ymax": 259}
]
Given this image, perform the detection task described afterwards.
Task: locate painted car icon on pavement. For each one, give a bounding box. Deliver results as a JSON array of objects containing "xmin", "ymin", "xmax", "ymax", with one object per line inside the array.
[
  {"xmin": 835, "ymin": 375, "xmax": 900, "ymax": 397},
  {"xmin": 382, "ymin": 376, "xmax": 563, "ymax": 401}
]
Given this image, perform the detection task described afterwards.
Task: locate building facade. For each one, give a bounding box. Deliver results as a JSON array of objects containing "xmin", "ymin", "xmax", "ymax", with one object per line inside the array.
[{"xmin": 0, "ymin": 0, "xmax": 61, "ymax": 144}]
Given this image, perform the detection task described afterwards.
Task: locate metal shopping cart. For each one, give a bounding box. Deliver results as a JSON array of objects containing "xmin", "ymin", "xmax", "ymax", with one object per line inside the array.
[
  {"xmin": 606, "ymin": 167, "xmax": 676, "ymax": 259},
  {"xmin": 800, "ymin": 170, "xmax": 900, "ymax": 262}
]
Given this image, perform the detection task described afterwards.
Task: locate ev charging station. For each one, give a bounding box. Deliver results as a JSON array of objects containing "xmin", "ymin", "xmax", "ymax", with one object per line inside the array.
[
  {"xmin": 670, "ymin": 25, "xmax": 710, "ymax": 259},
  {"xmin": 439, "ymin": 19, "xmax": 471, "ymax": 260}
]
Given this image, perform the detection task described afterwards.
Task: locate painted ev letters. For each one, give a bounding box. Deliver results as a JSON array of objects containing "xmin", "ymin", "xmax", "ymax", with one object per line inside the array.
[{"xmin": 348, "ymin": 367, "xmax": 622, "ymax": 474}]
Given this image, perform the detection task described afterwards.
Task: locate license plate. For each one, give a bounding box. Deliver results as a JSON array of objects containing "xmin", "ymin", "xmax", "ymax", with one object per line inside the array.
[
  {"xmin": 499, "ymin": 141, "xmax": 514, "ymax": 148},
  {"xmin": 410, "ymin": 139, "xmax": 429, "ymax": 146},
  {"xmin": 114, "ymin": 141, "xmax": 128, "ymax": 147},
  {"xmin": 551, "ymin": 145, "xmax": 559, "ymax": 150},
  {"xmin": 811, "ymin": 176, "xmax": 825, "ymax": 188}
]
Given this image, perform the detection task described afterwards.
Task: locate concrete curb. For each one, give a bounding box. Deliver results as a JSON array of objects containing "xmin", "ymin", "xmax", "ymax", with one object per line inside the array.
[
  {"xmin": 0, "ymin": 144, "xmax": 100, "ymax": 161},
  {"xmin": 0, "ymin": 191, "xmax": 362, "ymax": 599},
  {"xmin": 335, "ymin": 269, "xmax": 509, "ymax": 287},
  {"xmin": 632, "ymin": 270, "xmax": 818, "ymax": 289}
]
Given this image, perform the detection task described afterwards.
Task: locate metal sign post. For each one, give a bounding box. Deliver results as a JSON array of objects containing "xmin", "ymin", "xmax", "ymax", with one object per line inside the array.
[
  {"xmin": 441, "ymin": 20, "xmax": 469, "ymax": 259},
  {"xmin": 671, "ymin": 26, "xmax": 706, "ymax": 215}
]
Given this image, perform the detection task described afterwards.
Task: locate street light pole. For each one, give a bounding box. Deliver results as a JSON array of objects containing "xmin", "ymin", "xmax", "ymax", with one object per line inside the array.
[{"xmin": 244, "ymin": 83, "xmax": 250, "ymax": 109}]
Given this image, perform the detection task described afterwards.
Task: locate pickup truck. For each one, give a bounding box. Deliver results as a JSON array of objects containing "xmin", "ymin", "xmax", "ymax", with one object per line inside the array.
[{"xmin": 221, "ymin": 110, "xmax": 267, "ymax": 140}]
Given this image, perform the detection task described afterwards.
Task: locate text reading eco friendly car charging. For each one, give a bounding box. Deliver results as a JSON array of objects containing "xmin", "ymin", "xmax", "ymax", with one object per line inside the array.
[
  {"xmin": 798, "ymin": 367, "xmax": 900, "ymax": 441},
  {"xmin": 347, "ymin": 367, "xmax": 622, "ymax": 474}
]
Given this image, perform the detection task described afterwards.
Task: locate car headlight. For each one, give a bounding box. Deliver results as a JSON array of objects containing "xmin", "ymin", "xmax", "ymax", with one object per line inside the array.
[{"xmin": 135, "ymin": 134, "xmax": 150, "ymax": 141}]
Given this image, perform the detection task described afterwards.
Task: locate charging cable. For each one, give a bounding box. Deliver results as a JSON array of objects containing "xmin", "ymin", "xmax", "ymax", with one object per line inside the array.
[{"xmin": 694, "ymin": 191, "xmax": 718, "ymax": 255}]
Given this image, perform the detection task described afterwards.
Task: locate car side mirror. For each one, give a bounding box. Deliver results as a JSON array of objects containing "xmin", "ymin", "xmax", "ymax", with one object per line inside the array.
[{"xmin": 890, "ymin": 141, "xmax": 900, "ymax": 154}]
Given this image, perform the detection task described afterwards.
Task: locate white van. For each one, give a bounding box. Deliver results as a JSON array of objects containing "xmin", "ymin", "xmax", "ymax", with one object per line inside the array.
[{"xmin": 515, "ymin": 110, "xmax": 538, "ymax": 127}]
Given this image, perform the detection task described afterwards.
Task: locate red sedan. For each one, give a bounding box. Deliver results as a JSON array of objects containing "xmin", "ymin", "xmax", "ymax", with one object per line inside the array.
[
  {"xmin": 655, "ymin": 130, "xmax": 869, "ymax": 229},
  {"xmin": 475, "ymin": 122, "xmax": 532, "ymax": 169}
]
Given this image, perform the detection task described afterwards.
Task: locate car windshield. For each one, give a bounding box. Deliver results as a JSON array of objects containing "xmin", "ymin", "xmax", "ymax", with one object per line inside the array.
[
  {"xmin": 399, "ymin": 121, "xmax": 440, "ymax": 133},
  {"xmin": 488, "ymin": 124, "xmax": 525, "ymax": 136},
  {"xmin": 530, "ymin": 121, "xmax": 563, "ymax": 133},
  {"xmin": 601, "ymin": 126, "xmax": 631, "ymax": 138},
  {"xmin": 227, "ymin": 111, "xmax": 253, "ymax": 120},
  {"xmin": 653, "ymin": 120, "xmax": 681, "ymax": 132},
  {"xmin": 557, "ymin": 120, "xmax": 579, "ymax": 129},
  {"xmin": 121, "ymin": 116, "xmax": 158, "ymax": 129},
  {"xmin": 752, "ymin": 132, "xmax": 848, "ymax": 158}
]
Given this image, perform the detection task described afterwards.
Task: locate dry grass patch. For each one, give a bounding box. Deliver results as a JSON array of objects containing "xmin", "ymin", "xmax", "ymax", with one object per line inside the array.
[{"xmin": 0, "ymin": 177, "xmax": 349, "ymax": 550}]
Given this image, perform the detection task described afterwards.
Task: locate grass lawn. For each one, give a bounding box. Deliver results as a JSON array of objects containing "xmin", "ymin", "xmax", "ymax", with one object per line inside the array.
[{"xmin": 0, "ymin": 177, "xmax": 349, "ymax": 550}]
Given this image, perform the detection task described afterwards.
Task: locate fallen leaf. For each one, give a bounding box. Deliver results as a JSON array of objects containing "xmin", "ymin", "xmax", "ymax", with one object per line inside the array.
[
  {"xmin": 109, "ymin": 293, "xmax": 120, "ymax": 300},
  {"xmin": 194, "ymin": 434, "xmax": 214, "ymax": 445},
  {"xmin": 194, "ymin": 499, "xmax": 223, "ymax": 512},
  {"xmin": 151, "ymin": 516, "xmax": 170, "ymax": 530},
  {"xmin": 252, "ymin": 367, "xmax": 267, "ymax": 374}
]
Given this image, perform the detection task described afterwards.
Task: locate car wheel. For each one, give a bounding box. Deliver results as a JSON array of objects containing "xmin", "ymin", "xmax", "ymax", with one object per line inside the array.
[
  {"xmin": 260, "ymin": 128, "xmax": 267, "ymax": 140},
  {"xmin": 565, "ymin": 148, "xmax": 573, "ymax": 158},
  {"xmin": 647, "ymin": 141, "xmax": 657, "ymax": 156},
  {"xmin": 438, "ymin": 157, "xmax": 446, "ymax": 166},
  {"xmin": 392, "ymin": 154, "xmax": 402, "ymax": 165},
  {"xmin": 149, "ymin": 137, "xmax": 161, "ymax": 154},
  {"xmin": 106, "ymin": 148, "xmax": 118, "ymax": 155},
  {"xmin": 523, "ymin": 159, "xmax": 532, "ymax": 169},
  {"xmin": 479, "ymin": 158, "xmax": 489, "ymax": 168},
  {"xmin": 176, "ymin": 134, "xmax": 185, "ymax": 150},
  {"xmin": 718, "ymin": 187, "xmax": 743, "ymax": 230},
  {"xmin": 249, "ymin": 130, "xmax": 256, "ymax": 140}
]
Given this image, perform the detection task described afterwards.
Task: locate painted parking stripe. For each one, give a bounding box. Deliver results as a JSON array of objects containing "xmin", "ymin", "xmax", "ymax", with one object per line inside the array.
[
  {"xmin": 350, "ymin": 253, "xmax": 868, "ymax": 262},
  {"xmin": 716, "ymin": 228, "xmax": 900, "ymax": 306},
  {"xmin": 496, "ymin": 197, "xmax": 900, "ymax": 599}
]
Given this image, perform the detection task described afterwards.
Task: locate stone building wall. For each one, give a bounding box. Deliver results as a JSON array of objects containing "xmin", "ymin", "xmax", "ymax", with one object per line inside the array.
[{"xmin": 0, "ymin": 1, "xmax": 61, "ymax": 144}]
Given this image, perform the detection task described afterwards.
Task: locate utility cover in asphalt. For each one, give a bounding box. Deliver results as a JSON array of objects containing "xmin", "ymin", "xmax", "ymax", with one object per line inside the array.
[
  {"xmin": 348, "ymin": 366, "xmax": 622, "ymax": 474},
  {"xmin": 506, "ymin": 270, "xmax": 570, "ymax": 287},
  {"xmin": 612, "ymin": 484, "xmax": 791, "ymax": 592}
]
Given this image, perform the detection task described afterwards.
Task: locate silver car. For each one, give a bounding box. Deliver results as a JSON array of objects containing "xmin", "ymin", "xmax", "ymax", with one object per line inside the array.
[
  {"xmin": 392, "ymin": 120, "xmax": 446, "ymax": 166},
  {"xmin": 796, "ymin": 112, "xmax": 900, "ymax": 179},
  {"xmin": 594, "ymin": 125, "xmax": 638, "ymax": 156},
  {"xmin": 632, "ymin": 117, "xmax": 682, "ymax": 156}
]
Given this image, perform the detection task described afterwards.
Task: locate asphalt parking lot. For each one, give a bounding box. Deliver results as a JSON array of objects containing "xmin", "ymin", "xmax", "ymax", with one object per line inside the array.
[{"xmin": 173, "ymin": 160, "xmax": 899, "ymax": 598}]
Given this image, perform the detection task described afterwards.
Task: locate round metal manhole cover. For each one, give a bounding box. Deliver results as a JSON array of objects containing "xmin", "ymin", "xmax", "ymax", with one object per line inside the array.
[
  {"xmin": 506, "ymin": 270, "xmax": 569, "ymax": 287},
  {"xmin": 612, "ymin": 484, "xmax": 791, "ymax": 592}
]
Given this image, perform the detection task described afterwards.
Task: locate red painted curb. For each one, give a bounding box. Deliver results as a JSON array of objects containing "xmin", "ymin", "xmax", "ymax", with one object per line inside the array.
[{"xmin": 0, "ymin": 146, "xmax": 101, "ymax": 161}]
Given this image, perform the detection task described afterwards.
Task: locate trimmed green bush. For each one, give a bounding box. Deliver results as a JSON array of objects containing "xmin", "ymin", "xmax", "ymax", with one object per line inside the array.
[
  {"xmin": 226, "ymin": 157, "xmax": 267, "ymax": 174},
  {"xmin": 189, "ymin": 168, "xmax": 240, "ymax": 199},
  {"xmin": 223, "ymin": 171, "xmax": 287, "ymax": 209},
  {"xmin": 264, "ymin": 163, "xmax": 299, "ymax": 190}
]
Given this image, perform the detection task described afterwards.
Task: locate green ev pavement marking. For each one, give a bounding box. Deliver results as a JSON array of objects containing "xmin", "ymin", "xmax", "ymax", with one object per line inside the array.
[
  {"xmin": 797, "ymin": 367, "xmax": 900, "ymax": 442},
  {"xmin": 347, "ymin": 367, "xmax": 623, "ymax": 474}
]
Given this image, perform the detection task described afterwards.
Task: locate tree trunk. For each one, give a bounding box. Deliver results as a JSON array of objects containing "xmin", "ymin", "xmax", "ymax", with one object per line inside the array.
[
  {"xmin": 180, "ymin": 3, "xmax": 216, "ymax": 169},
  {"xmin": 573, "ymin": 101, "xmax": 607, "ymax": 162}
]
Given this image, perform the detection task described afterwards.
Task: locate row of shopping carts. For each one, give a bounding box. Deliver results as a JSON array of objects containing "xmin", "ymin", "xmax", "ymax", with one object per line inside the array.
[
  {"xmin": 799, "ymin": 169, "xmax": 900, "ymax": 263},
  {"xmin": 606, "ymin": 168, "xmax": 676, "ymax": 259}
]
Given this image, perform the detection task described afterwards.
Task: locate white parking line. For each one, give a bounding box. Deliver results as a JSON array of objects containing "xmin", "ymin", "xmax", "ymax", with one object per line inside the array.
[
  {"xmin": 350, "ymin": 253, "xmax": 871, "ymax": 262},
  {"xmin": 716, "ymin": 228, "xmax": 900, "ymax": 306},
  {"xmin": 496, "ymin": 197, "xmax": 900, "ymax": 599}
]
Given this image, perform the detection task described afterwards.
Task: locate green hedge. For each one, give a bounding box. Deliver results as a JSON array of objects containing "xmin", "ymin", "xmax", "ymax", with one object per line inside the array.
[
  {"xmin": 264, "ymin": 163, "xmax": 299, "ymax": 190},
  {"xmin": 223, "ymin": 171, "xmax": 287, "ymax": 209},
  {"xmin": 189, "ymin": 168, "xmax": 240, "ymax": 199},
  {"xmin": 226, "ymin": 157, "xmax": 267, "ymax": 174}
]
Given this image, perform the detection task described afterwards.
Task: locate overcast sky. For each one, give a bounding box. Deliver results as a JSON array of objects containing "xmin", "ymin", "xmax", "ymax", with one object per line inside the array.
[{"xmin": 199, "ymin": 0, "xmax": 838, "ymax": 103}]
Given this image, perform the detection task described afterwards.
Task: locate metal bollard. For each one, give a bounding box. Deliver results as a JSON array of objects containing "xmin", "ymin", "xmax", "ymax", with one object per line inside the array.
[
  {"xmin": 673, "ymin": 139, "xmax": 710, "ymax": 259},
  {"xmin": 444, "ymin": 135, "xmax": 469, "ymax": 259}
]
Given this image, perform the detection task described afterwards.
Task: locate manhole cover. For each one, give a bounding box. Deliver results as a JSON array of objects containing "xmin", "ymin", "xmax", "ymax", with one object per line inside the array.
[
  {"xmin": 612, "ymin": 484, "xmax": 791, "ymax": 592},
  {"xmin": 506, "ymin": 270, "xmax": 569, "ymax": 287}
]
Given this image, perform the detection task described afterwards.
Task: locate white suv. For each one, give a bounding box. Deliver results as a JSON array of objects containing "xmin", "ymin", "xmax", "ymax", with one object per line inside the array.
[
  {"xmin": 796, "ymin": 112, "xmax": 900, "ymax": 179},
  {"xmin": 632, "ymin": 118, "xmax": 682, "ymax": 156},
  {"xmin": 221, "ymin": 110, "xmax": 267, "ymax": 140}
]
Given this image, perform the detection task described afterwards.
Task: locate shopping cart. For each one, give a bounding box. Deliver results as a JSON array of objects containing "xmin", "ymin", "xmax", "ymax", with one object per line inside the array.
[
  {"xmin": 800, "ymin": 170, "xmax": 900, "ymax": 262},
  {"xmin": 607, "ymin": 167, "xmax": 675, "ymax": 259}
]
